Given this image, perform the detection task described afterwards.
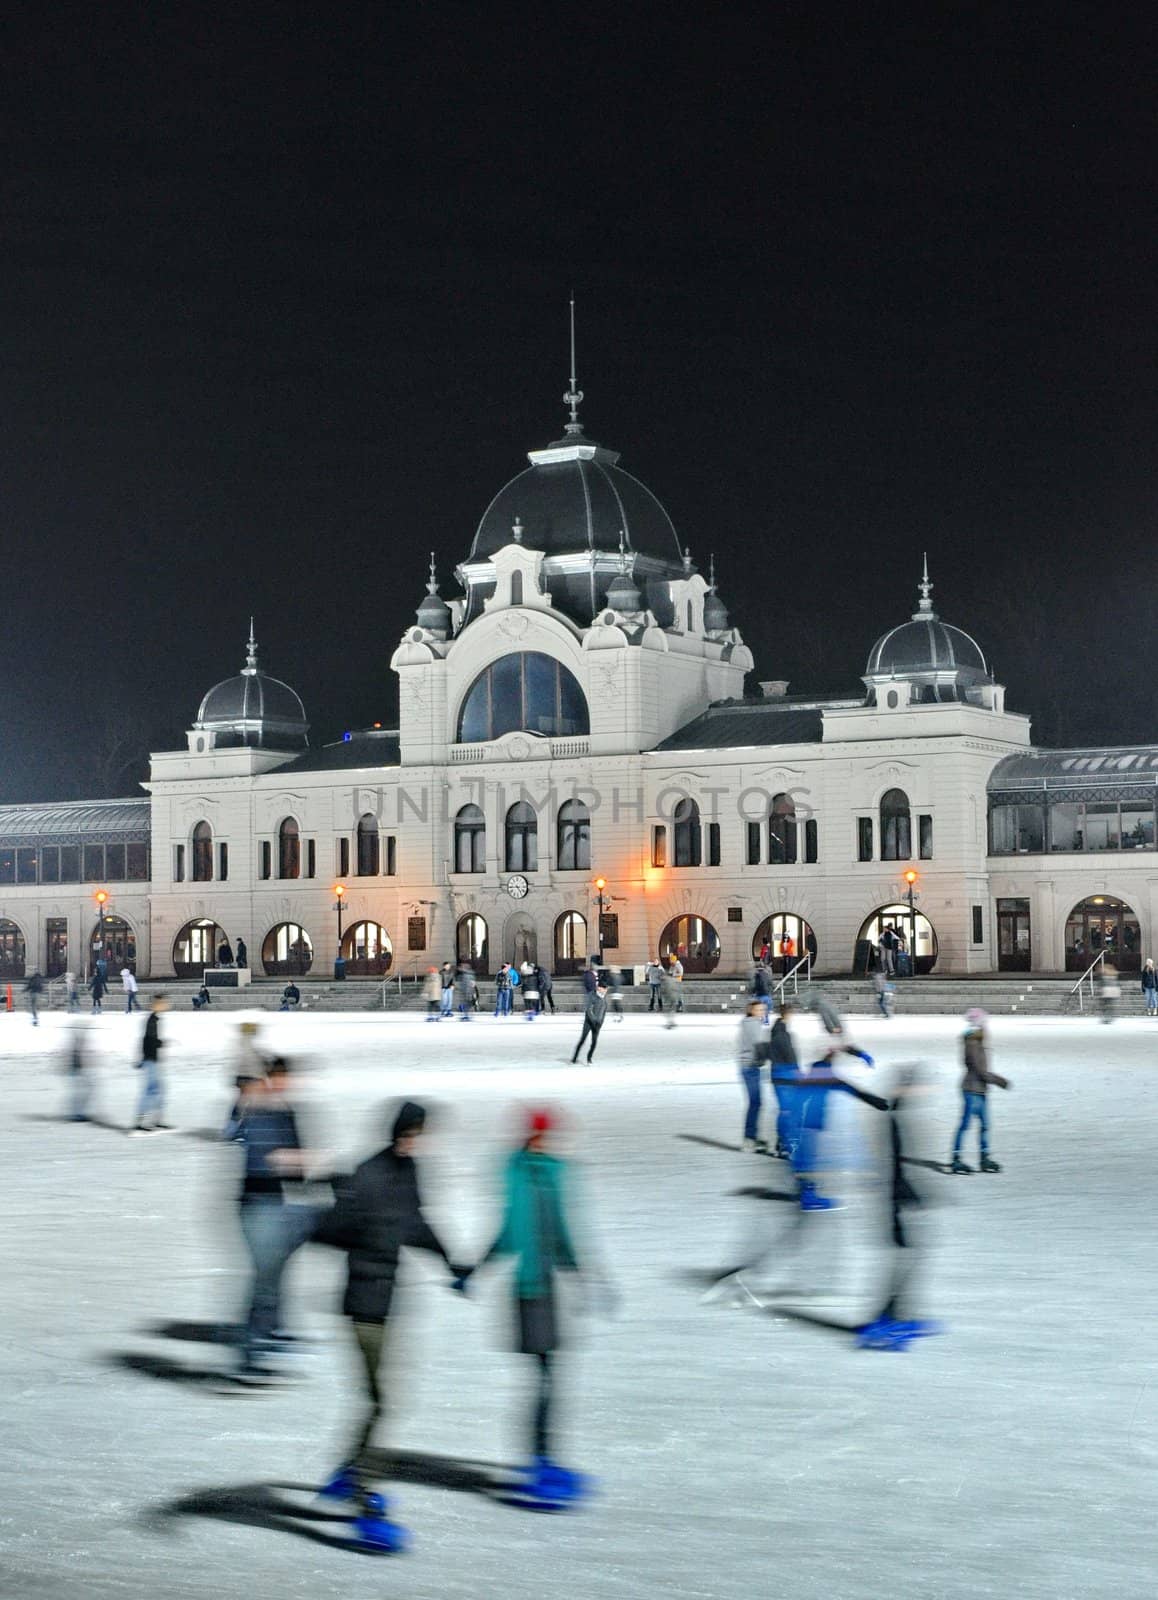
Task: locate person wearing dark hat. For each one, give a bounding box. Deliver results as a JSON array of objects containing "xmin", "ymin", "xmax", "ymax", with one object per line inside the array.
[
  {"xmin": 314, "ymin": 1100, "xmax": 466, "ymax": 1550},
  {"xmin": 468, "ymin": 1107, "xmax": 601, "ymax": 1507}
]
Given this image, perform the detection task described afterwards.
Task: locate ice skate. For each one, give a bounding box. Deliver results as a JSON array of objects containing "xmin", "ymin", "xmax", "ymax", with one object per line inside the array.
[
  {"xmin": 799, "ymin": 1188, "xmax": 839, "ymax": 1212},
  {"xmin": 980, "ymin": 1156, "xmax": 1001, "ymax": 1173},
  {"xmin": 949, "ymin": 1157, "xmax": 972, "ymax": 1174},
  {"xmin": 855, "ymin": 1317, "xmax": 905, "ymax": 1350},
  {"xmin": 318, "ymin": 1464, "xmax": 358, "ymax": 1502},
  {"xmin": 352, "ymin": 1491, "xmax": 408, "ymax": 1553},
  {"xmin": 512, "ymin": 1457, "xmax": 590, "ymax": 1511}
]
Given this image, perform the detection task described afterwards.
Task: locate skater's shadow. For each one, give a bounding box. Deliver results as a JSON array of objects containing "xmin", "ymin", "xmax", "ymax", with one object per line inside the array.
[
  {"xmin": 107, "ymin": 1351, "xmax": 230, "ymax": 1388},
  {"xmin": 143, "ymin": 1481, "xmax": 357, "ymax": 1551},
  {"xmin": 902, "ymin": 1157, "xmax": 952, "ymax": 1175},
  {"xmin": 146, "ymin": 1319, "xmax": 240, "ymax": 1347},
  {"xmin": 677, "ymin": 1133, "xmax": 741, "ymax": 1154},
  {"xmin": 728, "ymin": 1185, "xmax": 797, "ymax": 1202},
  {"xmin": 19, "ymin": 1112, "xmax": 125, "ymax": 1134}
]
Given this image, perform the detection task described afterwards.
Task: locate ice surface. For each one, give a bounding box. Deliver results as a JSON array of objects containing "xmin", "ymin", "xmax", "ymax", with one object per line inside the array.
[{"xmin": 1, "ymin": 1007, "xmax": 1155, "ymax": 1600}]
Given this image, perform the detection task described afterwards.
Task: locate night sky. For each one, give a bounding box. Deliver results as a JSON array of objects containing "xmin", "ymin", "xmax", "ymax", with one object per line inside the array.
[{"xmin": 3, "ymin": 6, "xmax": 1155, "ymax": 802}]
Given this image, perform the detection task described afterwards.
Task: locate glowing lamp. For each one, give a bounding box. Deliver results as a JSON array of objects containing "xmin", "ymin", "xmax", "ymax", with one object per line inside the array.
[
  {"xmin": 594, "ymin": 877, "xmax": 607, "ymax": 891},
  {"xmin": 903, "ymin": 870, "xmax": 918, "ymax": 886}
]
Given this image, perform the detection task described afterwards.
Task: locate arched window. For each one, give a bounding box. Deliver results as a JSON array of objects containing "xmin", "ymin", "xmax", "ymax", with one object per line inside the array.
[
  {"xmin": 356, "ymin": 813, "xmax": 380, "ymax": 876},
  {"xmin": 278, "ymin": 817, "xmax": 301, "ymax": 879},
  {"xmin": 556, "ymin": 798, "xmax": 591, "ymax": 871},
  {"xmin": 262, "ymin": 922, "xmax": 314, "ymax": 976},
  {"xmin": 686, "ymin": 600, "xmax": 694, "ymax": 631},
  {"xmin": 0, "ymin": 918, "xmax": 27, "ymax": 978},
  {"xmin": 173, "ymin": 918, "xmax": 226, "ymax": 978},
  {"xmin": 505, "ymin": 801, "xmax": 538, "ymax": 872},
  {"xmin": 511, "ymin": 570, "xmax": 524, "ymax": 605},
  {"xmin": 857, "ymin": 904, "xmax": 938, "ymax": 975},
  {"xmin": 454, "ymin": 804, "xmax": 486, "ymax": 874},
  {"xmin": 458, "ymin": 652, "xmax": 589, "ymax": 743},
  {"xmin": 673, "ymin": 798, "xmax": 702, "ymax": 867},
  {"xmin": 752, "ymin": 914, "xmax": 817, "ymax": 973},
  {"xmin": 1065, "ymin": 895, "xmax": 1141, "ymax": 973},
  {"xmin": 191, "ymin": 820, "xmax": 213, "ymax": 882},
  {"xmin": 880, "ymin": 789, "xmax": 912, "ymax": 860},
  {"xmin": 659, "ymin": 914, "xmax": 720, "ymax": 973},
  {"xmin": 456, "ymin": 912, "xmax": 489, "ymax": 973},
  {"xmin": 341, "ymin": 921, "xmax": 393, "ymax": 976},
  {"xmin": 768, "ymin": 793, "xmax": 797, "ymax": 865},
  {"xmin": 554, "ymin": 910, "xmax": 587, "ymax": 975}
]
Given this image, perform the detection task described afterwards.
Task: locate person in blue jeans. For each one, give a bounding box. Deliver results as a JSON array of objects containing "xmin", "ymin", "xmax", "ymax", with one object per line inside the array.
[
  {"xmin": 130, "ymin": 994, "xmax": 171, "ymax": 1135},
  {"xmin": 950, "ymin": 1010, "xmax": 1011, "ymax": 1173},
  {"xmin": 737, "ymin": 1000, "xmax": 768, "ymax": 1151},
  {"xmin": 1142, "ymin": 959, "xmax": 1158, "ymax": 1016},
  {"xmin": 494, "ymin": 963, "xmax": 513, "ymax": 1017}
]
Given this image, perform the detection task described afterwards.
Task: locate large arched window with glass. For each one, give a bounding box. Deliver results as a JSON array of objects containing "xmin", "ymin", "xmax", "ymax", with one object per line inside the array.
[
  {"xmin": 0, "ymin": 919, "xmax": 27, "ymax": 978},
  {"xmin": 557, "ymin": 799, "xmax": 591, "ymax": 871},
  {"xmin": 173, "ymin": 918, "xmax": 226, "ymax": 977},
  {"xmin": 768, "ymin": 794, "xmax": 797, "ymax": 865},
  {"xmin": 454, "ymin": 804, "xmax": 486, "ymax": 874},
  {"xmin": 880, "ymin": 789, "xmax": 912, "ymax": 861},
  {"xmin": 505, "ymin": 801, "xmax": 538, "ymax": 872},
  {"xmin": 457, "ymin": 652, "xmax": 589, "ymax": 743},
  {"xmin": 278, "ymin": 817, "xmax": 301, "ymax": 879},
  {"xmin": 341, "ymin": 921, "xmax": 393, "ymax": 976},
  {"xmin": 262, "ymin": 922, "xmax": 313, "ymax": 976},
  {"xmin": 356, "ymin": 814, "xmax": 380, "ymax": 876},
  {"xmin": 673, "ymin": 798, "xmax": 702, "ymax": 867},
  {"xmin": 191, "ymin": 820, "xmax": 213, "ymax": 882}
]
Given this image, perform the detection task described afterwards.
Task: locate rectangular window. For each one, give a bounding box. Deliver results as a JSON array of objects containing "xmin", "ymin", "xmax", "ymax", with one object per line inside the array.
[
  {"xmin": 126, "ymin": 842, "xmax": 148, "ymax": 881},
  {"xmin": 0, "ymin": 848, "xmax": 14, "ymax": 884},
  {"xmin": 385, "ymin": 836, "xmax": 397, "ymax": 876},
  {"xmin": 218, "ymin": 842, "xmax": 229, "ymax": 881},
  {"xmin": 46, "ymin": 917, "xmax": 68, "ymax": 977},
  {"xmin": 919, "ymin": 815, "xmax": 933, "ymax": 860},
  {"xmin": 1083, "ymin": 802, "xmax": 1119, "ymax": 852},
  {"xmin": 59, "ymin": 845, "xmax": 80, "ymax": 882},
  {"xmin": 84, "ymin": 844, "xmax": 105, "ymax": 882},
  {"xmin": 651, "ymin": 825, "xmax": 666, "ymax": 868},
  {"xmin": 338, "ymin": 837, "xmax": 350, "ymax": 877},
  {"xmin": 407, "ymin": 916, "xmax": 426, "ymax": 951},
  {"xmin": 746, "ymin": 821, "xmax": 761, "ymax": 865},
  {"xmin": 1121, "ymin": 803, "xmax": 1156, "ymax": 851},
  {"xmin": 40, "ymin": 845, "xmax": 60, "ymax": 884},
  {"xmin": 804, "ymin": 818, "xmax": 818, "ymax": 863},
  {"xmin": 990, "ymin": 803, "xmax": 1045, "ymax": 854},
  {"xmin": 727, "ymin": 906, "xmax": 743, "ymax": 923},
  {"xmin": 971, "ymin": 905, "xmax": 984, "ymax": 945},
  {"xmin": 173, "ymin": 843, "xmax": 185, "ymax": 883},
  {"xmin": 260, "ymin": 840, "xmax": 272, "ymax": 880},
  {"xmin": 306, "ymin": 839, "xmax": 316, "ymax": 878},
  {"xmin": 707, "ymin": 822, "xmax": 721, "ymax": 867},
  {"xmin": 1049, "ymin": 801, "xmax": 1082, "ymax": 852},
  {"xmin": 16, "ymin": 847, "xmax": 37, "ymax": 884},
  {"xmin": 599, "ymin": 912, "xmax": 619, "ymax": 950},
  {"xmin": 857, "ymin": 817, "xmax": 873, "ymax": 861},
  {"xmin": 105, "ymin": 843, "xmax": 125, "ymax": 880}
]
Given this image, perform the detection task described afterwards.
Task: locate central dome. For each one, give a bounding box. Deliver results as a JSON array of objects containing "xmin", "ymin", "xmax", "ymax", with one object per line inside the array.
[{"xmin": 468, "ymin": 435, "xmax": 683, "ymax": 565}]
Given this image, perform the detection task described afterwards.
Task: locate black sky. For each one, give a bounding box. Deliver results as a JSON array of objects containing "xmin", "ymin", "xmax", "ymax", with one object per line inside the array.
[{"xmin": 2, "ymin": 4, "xmax": 1155, "ymax": 801}]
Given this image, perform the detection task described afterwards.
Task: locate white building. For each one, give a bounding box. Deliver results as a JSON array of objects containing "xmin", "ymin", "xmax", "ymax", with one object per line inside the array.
[{"xmin": 1, "ymin": 396, "xmax": 1153, "ymax": 983}]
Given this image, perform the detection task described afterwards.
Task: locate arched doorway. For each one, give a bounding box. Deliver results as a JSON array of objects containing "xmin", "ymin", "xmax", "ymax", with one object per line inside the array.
[
  {"xmin": 91, "ymin": 915, "xmax": 136, "ymax": 976},
  {"xmin": 0, "ymin": 919, "xmax": 27, "ymax": 979},
  {"xmin": 752, "ymin": 914, "xmax": 817, "ymax": 976},
  {"xmin": 262, "ymin": 923, "xmax": 314, "ymax": 977},
  {"xmin": 659, "ymin": 914, "xmax": 721, "ymax": 974},
  {"xmin": 341, "ymin": 921, "xmax": 393, "ymax": 976},
  {"xmin": 456, "ymin": 913, "xmax": 489, "ymax": 974},
  {"xmin": 856, "ymin": 904, "xmax": 938, "ymax": 975},
  {"xmin": 1065, "ymin": 896, "xmax": 1141, "ymax": 972},
  {"xmin": 553, "ymin": 911, "xmax": 587, "ymax": 976},
  {"xmin": 172, "ymin": 918, "xmax": 227, "ymax": 978}
]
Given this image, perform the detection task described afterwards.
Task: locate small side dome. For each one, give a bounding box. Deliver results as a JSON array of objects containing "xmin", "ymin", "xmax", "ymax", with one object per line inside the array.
[
  {"xmin": 703, "ymin": 559, "xmax": 729, "ymax": 633},
  {"xmin": 194, "ymin": 623, "xmax": 308, "ymax": 750},
  {"xmin": 416, "ymin": 553, "xmax": 452, "ymax": 637}
]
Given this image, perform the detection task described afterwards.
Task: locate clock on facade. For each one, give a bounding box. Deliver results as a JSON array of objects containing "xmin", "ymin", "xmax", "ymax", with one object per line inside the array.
[{"xmin": 505, "ymin": 874, "xmax": 530, "ymax": 899}]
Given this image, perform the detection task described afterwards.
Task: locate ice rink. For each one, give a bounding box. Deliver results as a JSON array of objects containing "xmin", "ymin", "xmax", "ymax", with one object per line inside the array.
[{"xmin": 2, "ymin": 1004, "xmax": 1155, "ymax": 1600}]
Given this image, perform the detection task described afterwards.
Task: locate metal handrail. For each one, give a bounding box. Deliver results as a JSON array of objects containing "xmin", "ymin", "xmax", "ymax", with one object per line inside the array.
[
  {"xmin": 772, "ymin": 952, "xmax": 812, "ymax": 1001},
  {"xmin": 1068, "ymin": 949, "xmax": 1106, "ymax": 1013}
]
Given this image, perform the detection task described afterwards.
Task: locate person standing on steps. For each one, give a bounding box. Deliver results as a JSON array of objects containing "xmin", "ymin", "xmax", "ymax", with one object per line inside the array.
[
  {"xmin": 571, "ymin": 984, "xmax": 607, "ymax": 1063},
  {"xmin": 130, "ymin": 994, "xmax": 171, "ymax": 1135},
  {"xmin": 879, "ymin": 924, "xmax": 898, "ymax": 976},
  {"xmin": 645, "ymin": 958, "xmax": 665, "ymax": 1012},
  {"xmin": 313, "ymin": 1100, "xmax": 466, "ymax": 1552},
  {"xmin": 89, "ymin": 967, "xmax": 107, "ymax": 1014},
  {"xmin": 1143, "ymin": 958, "xmax": 1158, "ymax": 1016},
  {"xmin": 235, "ymin": 936, "xmax": 248, "ymax": 970},
  {"xmin": 535, "ymin": 963, "xmax": 555, "ymax": 1014},
  {"xmin": 950, "ymin": 1009, "xmax": 1010, "ymax": 1173},
  {"xmin": 121, "ymin": 965, "xmax": 140, "ymax": 1013},
  {"xmin": 738, "ymin": 999, "xmax": 769, "ymax": 1152}
]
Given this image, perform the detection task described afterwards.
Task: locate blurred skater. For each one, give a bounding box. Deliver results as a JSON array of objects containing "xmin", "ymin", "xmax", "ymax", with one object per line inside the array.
[
  {"xmin": 422, "ymin": 966, "xmax": 442, "ymax": 1020},
  {"xmin": 738, "ymin": 999, "xmax": 769, "ymax": 1152},
  {"xmin": 872, "ymin": 969, "xmax": 893, "ymax": 1019},
  {"xmin": 606, "ymin": 966, "xmax": 624, "ymax": 1022},
  {"xmin": 129, "ymin": 994, "xmax": 171, "ymax": 1136},
  {"xmin": 456, "ymin": 961, "xmax": 475, "ymax": 1020},
  {"xmin": 949, "ymin": 1010, "xmax": 1010, "ymax": 1173},
  {"xmin": 535, "ymin": 963, "xmax": 555, "ymax": 1014},
  {"xmin": 64, "ymin": 970, "xmax": 79, "ymax": 1012},
  {"xmin": 64, "ymin": 1020, "xmax": 93, "ymax": 1121},
  {"xmin": 1099, "ymin": 962, "xmax": 1120, "ymax": 1024},
  {"xmin": 768, "ymin": 1001, "xmax": 800, "ymax": 1159},
  {"xmin": 659, "ymin": 965, "xmax": 679, "ymax": 1028},
  {"xmin": 313, "ymin": 1101, "xmax": 463, "ymax": 1550},
  {"xmin": 121, "ymin": 965, "xmax": 140, "ymax": 1013},
  {"xmin": 469, "ymin": 1108, "xmax": 591, "ymax": 1506},
  {"xmin": 570, "ymin": 984, "xmax": 607, "ymax": 1063},
  {"xmin": 25, "ymin": 970, "xmax": 44, "ymax": 1026},
  {"xmin": 645, "ymin": 958, "xmax": 664, "ymax": 1012},
  {"xmin": 224, "ymin": 1019, "xmax": 267, "ymax": 1139},
  {"xmin": 522, "ymin": 963, "xmax": 541, "ymax": 1020},
  {"xmin": 439, "ymin": 961, "xmax": 455, "ymax": 1017}
]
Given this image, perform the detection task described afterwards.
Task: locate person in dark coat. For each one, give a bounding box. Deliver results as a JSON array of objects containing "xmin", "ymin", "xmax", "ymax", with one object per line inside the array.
[
  {"xmin": 25, "ymin": 970, "xmax": 44, "ymax": 1026},
  {"xmin": 570, "ymin": 986, "xmax": 607, "ymax": 1063},
  {"xmin": 950, "ymin": 1010, "xmax": 1010, "ymax": 1173},
  {"xmin": 130, "ymin": 994, "xmax": 170, "ymax": 1135},
  {"xmin": 235, "ymin": 936, "xmax": 248, "ymax": 969},
  {"xmin": 535, "ymin": 964, "xmax": 555, "ymax": 1014},
  {"xmin": 314, "ymin": 1101, "xmax": 463, "ymax": 1516},
  {"xmin": 218, "ymin": 939, "xmax": 234, "ymax": 967},
  {"xmin": 582, "ymin": 958, "xmax": 599, "ymax": 995},
  {"xmin": 89, "ymin": 970, "xmax": 107, "ymax": 1014}
]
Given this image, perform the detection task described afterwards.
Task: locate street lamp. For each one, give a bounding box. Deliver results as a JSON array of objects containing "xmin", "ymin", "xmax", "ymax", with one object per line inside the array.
[
  {"xmin": 903, "ymin": 869, "xmax": 919, "ymax": 976},
  {"xmin": 93, "ymin": 889, "xmax": 109, "ymax": 976},
  {"xmin": 593, "ymin": 877, "xmax": 607, "ymax": 963},
  {"xmin": 333, "ymin": 883, "xmax": 347, "ymax": 980}
]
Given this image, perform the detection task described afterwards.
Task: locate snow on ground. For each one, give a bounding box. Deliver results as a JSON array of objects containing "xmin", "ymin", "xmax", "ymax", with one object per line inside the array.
[{"xmin": 1, "ymin": 1007, "xmax": 1155, "ymax": 1600}]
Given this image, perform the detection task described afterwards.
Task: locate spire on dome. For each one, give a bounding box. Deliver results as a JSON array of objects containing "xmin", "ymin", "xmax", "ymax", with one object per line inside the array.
[
  {"xmin": 562, "ymin": 292, "xmax": 584, "ymax": 436},
  {"xmin": 427, "ymin": 551, "xmax": 440, "ymax": 595},
  {"xmin": 512, "ymin": 516, "xmax": 524, "ymax": 544},
  {"xmin": 243, "ymin": 618, "xmax": 258, "ymax": 675},
  {"xmin": 682, "ymin": 546, "xmax": 694, "ymax": 575},
  {"xmin": 708, "ymin": 552, "xmax": 717, "ymax": 591},
  {"xmin": 914, "ymin": 553, "xmax": 935, "ymax": 618}
]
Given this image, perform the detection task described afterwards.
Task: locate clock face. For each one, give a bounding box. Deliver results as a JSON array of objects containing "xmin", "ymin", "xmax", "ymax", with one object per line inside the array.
[{"xmin": 506, "ymin": 874, "xmax": 530, "ymax": 900}]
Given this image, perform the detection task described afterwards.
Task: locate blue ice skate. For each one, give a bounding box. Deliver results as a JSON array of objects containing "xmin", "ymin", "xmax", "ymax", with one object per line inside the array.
[
  {"xmin": 889, "ymin": 1318, "xmax": 945, "ymax": 1345},
  {"xmin": 511, "ymin": 1457, "xmax": 591, "ymax": 1511},
  {"xmin": 318, "ymin": 1463, "xmax": 358, "ymax": 1502},
  {"xmin": 855, "ymin": 1318, "xmax": 907, "ymax": 1350},
  {"xmin": 799, "ymin": 1188, "xmax": 839, "ymax": 1212},
  {"xmin": 353, "ymin": 1492, "xmax": 408, "ymax": 1554}
]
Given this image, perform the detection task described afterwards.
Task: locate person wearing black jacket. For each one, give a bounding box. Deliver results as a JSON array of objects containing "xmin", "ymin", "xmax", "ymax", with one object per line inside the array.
[
  {"xmin": 570, "ymin": 986, "xmax": 607, "ymax": 1063},
  {"xmin": 129, "ymin": 994, "xmax": 170, "ymax": 1135},
  {"xmin": 535, "ymin": 964, "xmax": 555, "ymax": 1013},
  {"xmin": 314, "ymin": 1101, "xmax": 464, "ymax": 1527}
]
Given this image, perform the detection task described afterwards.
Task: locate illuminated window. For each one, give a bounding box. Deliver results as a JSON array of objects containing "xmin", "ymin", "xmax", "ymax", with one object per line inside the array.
[{"xmin": 458, "ymin": 652, "xmax": 589, "ymax": 743}]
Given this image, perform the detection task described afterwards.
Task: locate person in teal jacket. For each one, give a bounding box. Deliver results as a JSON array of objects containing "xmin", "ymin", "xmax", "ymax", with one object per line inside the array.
[{"xmin": 468, "ymin": 1108, "xmax": 587, "ymax": 1502}]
